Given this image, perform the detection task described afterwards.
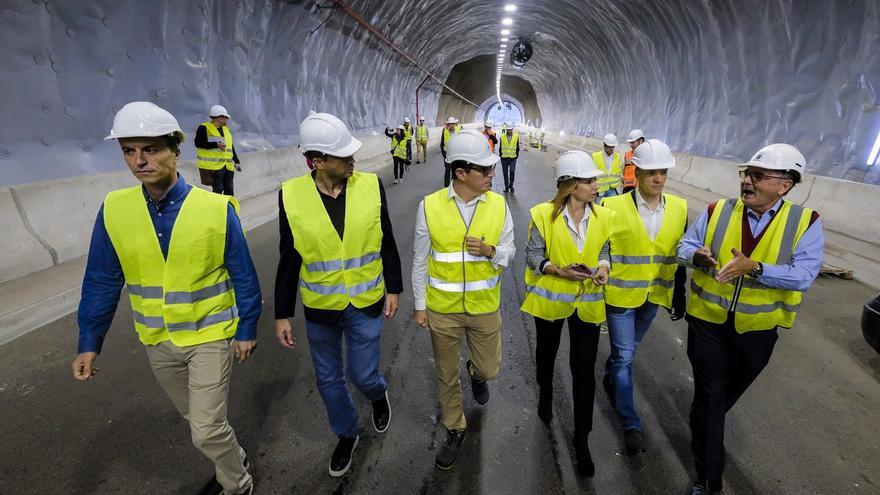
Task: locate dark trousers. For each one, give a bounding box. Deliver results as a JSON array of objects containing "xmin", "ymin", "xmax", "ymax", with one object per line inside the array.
[
  {"xmin": 393, "ymin": 156, "xmax": 406, "ymax": 180},
  {"xmin": 501, "ymin": 158, "xmax": 517, "ymax": 189},
  {"xmin": 686, "ymin": 314, "xmax": 778, "ymax": 491},
  {"xmin": 211, "ymin": 168, "xmax": 235, "ymax": 196},
  {"xmin": 444, "ymin": 162, "xmax": 452, "ymax": 187},
  {"xmin": 534, "ymin": 315, "xmax": 601, "ymax": 437}
]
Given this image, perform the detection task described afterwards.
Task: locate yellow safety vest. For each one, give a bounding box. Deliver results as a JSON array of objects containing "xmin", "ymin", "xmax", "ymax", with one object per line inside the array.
[
  {"xmin": 521, "ymin": 202, "xmax": 613, "ymax": 323},
  {"xmin": 603, "ymin": 192, "xmax": 687, "ymax": 309},
  {"xmin": 442, "ymin": 125, "xmax": 463, "ymax": 149},
  {"xmin": 282, "ymin": 172, "xmax": 385, "ymax": 310},
  {"xmin": 592, "ymin": 151, "xmax": 621, "ymax": 192},
  {"xmin": 391, "ymin": 135, "xmax": 408, "ymax": 159},
  {"xmin": 416, "ymin": 125, "xmax": 428, "ymax": 142},
  {"xmin": 103, "ymin": 186, "xmax": 239, "ymax": 347},
  {"xmin": 424, "ymin": 188, "xmax": 506, "ymax": 314},
  {"xmin": 688, "ymin": 198, "xmax": 814, "ymax": 332},
  {"xmin": 403, "ymin": 125, "xmax": 413, "ymax": 141},
  {"xmin": 500, "ymin": 133, "xmax": 519, "ymax": 158},
  {"xmin": 196, "ymin": 122, "xmax": 234, "ymax": 171}
]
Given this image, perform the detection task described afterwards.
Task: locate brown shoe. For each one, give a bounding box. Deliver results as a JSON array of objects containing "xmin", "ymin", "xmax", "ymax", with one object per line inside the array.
[{"xmin": 624, "ymin": 428, "xmax": 646, "ymax": 455}]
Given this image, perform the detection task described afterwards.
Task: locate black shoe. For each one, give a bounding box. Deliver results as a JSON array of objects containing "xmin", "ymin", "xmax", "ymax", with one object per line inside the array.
[
  {"xmin": 503, "ymin": 186, "xmax": 510, "ymax": 192},
  {"xmin": 466, "ymin": 360, "xmax": 490, "ymax": 405},
  {"xmin": 435, "ymin": 429, "xmax": 466, "ymax": 470},
  {"xmin": 509, "ymin": 185, "xmax": 515, "ymax": 193},
  {"xmin": 602, "ymin": 373, "xmax": 615, "ymax": 407},
  {"xmin": 537, "ymin": 389, "xmax": 553, "ymax": 425},
  {"xmin": 372, "ymin": 390, "xmax": 391, "ymax": 433},
  {"xmin": 329, "ymin": 435, "xmax": 359, "ymax": 477},
  {"xmin": 624, "ymin": 428, "xmax": 646, "ymax": 455},
  {"xmin": 197, "ymin": 451, "xmax": 251, "ymax": 495},
  {"xmin": 690, "ymin": 482, "xmax": 724, "ymax": 495},
  {"xmin": 574, "ymin": 433, "xmax": 595, "ymax": 477}
]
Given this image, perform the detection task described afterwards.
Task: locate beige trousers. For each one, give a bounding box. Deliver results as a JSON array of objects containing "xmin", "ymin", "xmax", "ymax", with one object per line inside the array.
[
  {"xmin": 145, "ymin": 339, "xmax": 251, "ymax": 494},
  {"xmin": 427, "ymin": 310, "xmax": 502, "ymax": 431},
  {"xmin": 417, "ymin": 140, "xmax": 428, "ymax": 162}
]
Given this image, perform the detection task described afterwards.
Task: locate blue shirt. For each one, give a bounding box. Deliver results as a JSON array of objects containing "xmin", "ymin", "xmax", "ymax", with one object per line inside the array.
[
  {"xmin": 77, "ymin": 176, "xmax": 262, "ymax": 353},
  {"xmin": 676, "ymin": 198, "xmax": 824, "ymax": 291}
]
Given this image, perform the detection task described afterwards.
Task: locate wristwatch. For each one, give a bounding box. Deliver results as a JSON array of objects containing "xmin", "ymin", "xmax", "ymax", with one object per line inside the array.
[
  {"xmin": 487, "ymin": 245, "xmax": 497, "ymax": 260},
  {"xmin": 749, "ymin": 262, "xmax": 764, "ymax": 278}
]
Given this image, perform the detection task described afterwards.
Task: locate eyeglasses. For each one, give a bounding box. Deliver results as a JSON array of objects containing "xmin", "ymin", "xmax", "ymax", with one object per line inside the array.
[
  {"xmin": 468, "ymin": 164, "xmax": 496, "ymax": 176},
  {"xmin": 738, "ymin": 170, "xmax": 789, "ymax": 182}
]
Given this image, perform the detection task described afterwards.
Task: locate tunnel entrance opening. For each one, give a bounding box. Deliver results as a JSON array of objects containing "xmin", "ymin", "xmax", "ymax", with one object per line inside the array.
[{"xmin": 484, "ymin": 99, "xmax": 523, "ymax": 126}]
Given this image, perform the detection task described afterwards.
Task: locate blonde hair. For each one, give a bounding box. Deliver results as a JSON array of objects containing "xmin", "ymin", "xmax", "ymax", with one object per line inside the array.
[{"xmin": 550, "ymin": 178, "xmax": 596, "ymax": 221}]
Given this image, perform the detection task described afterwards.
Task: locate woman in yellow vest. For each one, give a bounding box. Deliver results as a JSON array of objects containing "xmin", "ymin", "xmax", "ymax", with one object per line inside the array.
[
  {"xmin": 415, "ymin": 116, "xmax": 429, "ymax": 163},
  {"xmin": 195, "ymin": 104, "xmax": 242, "ymax": 196},
  {"xmin": 384, "ymin": 125, "xmax": 410, "ymax": 184},
  {"xmin": 521, "ymin": 150, "xmax": 613, "ymax": 477}
]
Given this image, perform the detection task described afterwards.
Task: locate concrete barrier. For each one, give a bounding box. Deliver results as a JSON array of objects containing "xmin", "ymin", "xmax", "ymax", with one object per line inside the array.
[{"xmin": 0, "ymin": 188, "xmax": 55, "ymax": 282}]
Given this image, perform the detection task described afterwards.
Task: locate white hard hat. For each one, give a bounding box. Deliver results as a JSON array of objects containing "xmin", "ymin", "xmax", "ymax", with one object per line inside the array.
[
  {"xmin": 626, "ymin": 129, "xmax": 645, "ymax": 143},
  {"xmin": 403, "ymin": 117, "xmax": 411, "ymax": 123},
  {"xmin": 555, "ymin": 150, "xmax": 604, "ymax": 180},
  {"xmin": 446, "ymin": 129, "xmax": 500, "ymax": 167},
  {"xmin": 632, "ymin": 138, "xmax": 676, "ymax": 170},
  {"xmin": 603, "ymin": 133, "xmax": 619, "ymax": 147},
  {"xmin": 742, "ymin": 143, "xmax": 805, "ymax": 182},
  {"xmin": 396, "ymin": 125, "xmax": 405, "ymax": 130},
  {"xmin": 105, "ymin": 101, "xmax": 186, "ymax": 143},
  {"xmin": 298, "ymin": 111, "xmax": 362, "ymax": 157},
  {"xmin": 210, "ymin": 105, "xmax": 230, "ymax": 118},
  {"xmin": 484, "ymin": 121, "xmax": 493, "ymax": 127},
  {"xmin": 419, "ymin": 116, "xmax": 425, "ymax": 121},
  {"xmin": 446, "ymin": 117, "xmax": 459, "ymax": 124}
]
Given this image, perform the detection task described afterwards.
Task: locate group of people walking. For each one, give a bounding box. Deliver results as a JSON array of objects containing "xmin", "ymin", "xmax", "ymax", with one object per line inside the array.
[{"xmin": 72, "ymin": 101, "xmax": 823, "ymax": 495}]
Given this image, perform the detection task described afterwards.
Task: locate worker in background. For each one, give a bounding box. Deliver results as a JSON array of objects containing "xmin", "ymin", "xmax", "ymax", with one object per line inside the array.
[
  {"xmin": 402, "ymin": 117, "xmax": 414, "ymax": 164},
  {"xmin": 440, "ymin": 117, "xmax": 463, "ymax": 187},
  {"xmin": 499, "ymin": 123, "xmax": 520, "ymax": 193},
  {"xmin": 623, "ymin": 129, "xmax": 645, "ymax": 193},
  {"xmin": 676, "ymin": 144, "xmax": 824, "ymax": 495},
  {"xmin": 592, "ymin": 133, "xmax": 622, "ymax": 202},
  {"xmin": 482, "ymin": 121, "xmax": 498, "ymax": 154},
  {"xmin": 73, "ymin": 102, "xmax": 260, "ymax": 495},
  {"xmin": 415, "ymin": 116, "xmax": 429, "ymax": 163},
  {"xmin": 384, "ymin": 125, "xmax": 409, "ymax": 184},
  {"xmin": 521, "ymin": 150, "xmax": 611, "ymax": 477},
  {"xmin": 412, "ymin": 129, "xmax": 515, "ymax": 471},
  {"xmin": 601, "ymin": 139, "xmax": 688, "ymax": 457},
  {"xmin": 275, "ymin": 112, "xmax": 402, "ymax": 478},
  {"xmin": 195, "ymin": 104, "xmax": 242, "ymax": 196}
]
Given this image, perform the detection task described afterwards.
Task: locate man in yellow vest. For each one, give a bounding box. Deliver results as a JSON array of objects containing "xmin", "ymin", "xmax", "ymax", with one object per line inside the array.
[
  {"xmin": 601, "ymin": 139, "xmax": 688, "ymax": 456},
  {"xmin": 440, "ymin": 117, "xmax": 463, "ymax": 186},
  {"xmin": 402, "ymin": 117, "xmax": 414, "ymax": 164},
  {"xmin": 592, "ymin": 133, "xmax": 622, "ymax": 202},
  {"xmin": 72, "ymin": 102, "xmax": 261, "ymax": 495},
  {"xmin": 415, "ymin": 116, "xmax": 429, "ymax": 164},
  {"xmin": 275, "ymin": 112, "xmax": 403, "ymax": 478},
  {"xmin": 412, "ymin": 129, "xmax": 515, "ymax": 470},
  {"xmin": 499, "ymin": 124, "xmax": 519, "ymax": 193},
  {"xmin": 676, "ymin": 143, "xmax": 824, "ymax": 495},
  {"xmin": 195, "ymin": 105, "xmax": 242, "ymax": 196}
]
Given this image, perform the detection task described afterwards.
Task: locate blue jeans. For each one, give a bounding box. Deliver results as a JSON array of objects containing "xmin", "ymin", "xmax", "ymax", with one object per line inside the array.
[
  {"xmin": 596, "ymin": 187, "xmax": 619, "ymax": 205},
  {"xmin": 603, "ymin": 301, "xmax": 659, "ymax": 430},
  {"xmin": 305, "ymin": 306, "xmax": 388, "ymax": 438}
]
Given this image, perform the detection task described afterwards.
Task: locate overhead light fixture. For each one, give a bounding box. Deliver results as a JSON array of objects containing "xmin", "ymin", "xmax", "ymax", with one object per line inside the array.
[
  {"xmin": 868, "ymin": 130, "xmax": 880, "ymax": 165},
  {"xmin": 501, "ymin": 38, "xmax": 509, "ymax": 42},
  {"xmin": 504, "ymin": 4, "xmax": 517, "ymax": 11},
  {"xmin": 501, "ymin": 18, "xmax": 513, "ymax": 25},
  {"xmin": 501, "ymin": 29, "xmax": 510, "ymax": 35},
  {"xmin": 500, "ymin": 44, "xmax": 507, "ymax": 48}
]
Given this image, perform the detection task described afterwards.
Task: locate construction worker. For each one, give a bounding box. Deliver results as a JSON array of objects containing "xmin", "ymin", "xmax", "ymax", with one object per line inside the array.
[
  {"xmin": 623, "ymin": 129, "xmax": 645, "ymax": 193},
  {"xmin": 521, "ymin": 150, "xmax": 612, "ymax": 477},
  {"xmin": 415, "ymin": 116, "xmax": 429, "ymax": 163},
  {"xmin": 402, "ymin": 117, "xmax": 414, "ymax": 164},
  {"xmin": 195, "ymin": 104, "xmax": 241, "ymax": 196},
  {"xmin": 384, "ymin": 125, "xmax": 409, "ymax": 184},
  {"xmin": 412, "ymin": 129, "xmax": 515, "ymax": 470},
  {"xmin": 676, "ymin": 144, "xmax": 824, "ymax": 495},
  {"xmin": 440, "ymin": 117, "xmax": 463, "ymax": 187},
  {"xmin": 275, "ymin": 112, "xmax": 402, "ymax": 478},
  {"xmin": 482, "ymin": 121, "xmax": 498, "ymax": 153},
  {"xmin": 592, "ymin": 133, "xmax": 622, "ymax": 202},
  {"xmin": 499, "ymin": 124, "xmax": 520, "ymax": 193},
  {"xmin": 600, "ymin": 139, "xmax": 688, "ymax": 456},
  {"xmin": 73, "ymin": 102, "xmax": 260, "ymax": 495}
]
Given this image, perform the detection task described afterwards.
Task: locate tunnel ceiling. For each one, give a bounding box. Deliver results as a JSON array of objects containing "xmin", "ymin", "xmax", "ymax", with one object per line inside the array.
[{"xmin": 2, "ymin": 0, "xmax": 879, "ymax": 185}]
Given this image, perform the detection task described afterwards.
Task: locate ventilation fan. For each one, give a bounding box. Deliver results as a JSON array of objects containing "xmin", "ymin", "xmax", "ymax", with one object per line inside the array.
[{"xmin": 510, "ymin": 40, "xmax": 533, "ymax": 67}]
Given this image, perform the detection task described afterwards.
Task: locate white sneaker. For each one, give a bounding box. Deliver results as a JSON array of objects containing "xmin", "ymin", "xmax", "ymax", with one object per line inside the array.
[
  {"xmin": 393, "ymin": 179, "xmax": 399, "ymax": 184},
  {"xmin": 399, "ymin": 178, "xmax": 404, "ymax": 183}
]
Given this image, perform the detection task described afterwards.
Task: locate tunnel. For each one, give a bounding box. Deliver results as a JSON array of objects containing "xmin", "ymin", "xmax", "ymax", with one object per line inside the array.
[{"xmin": 1, "ymin": 1, "xmax": 879, "ymax": 494}]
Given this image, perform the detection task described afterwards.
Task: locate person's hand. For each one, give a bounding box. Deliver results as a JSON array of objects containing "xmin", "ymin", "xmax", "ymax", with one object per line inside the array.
[
  {"xmin": 384, "ymin": 294, "xmax": 399, "ymax": 319},
  {"xmin": 550, "ymin": 264, "xmax": 590, "ymax": 281},
  {"xmin": 235, "ymin": 164, "xmax": 242, "ymax": 172},
  {"xmin": 275, "ymin": 319, "xmax": 297, "ymax": 349},
  {"xmin": 591, "ymin": 265, "xmax": 609, "ymax": 286},
  {"xmin": 233, "ymin": 340, "xmax": 257, "ymax": 363},
  {"xmin": 670, "ymin": 296, "xmax": 686, "ymax": 321},
  {"xmin": 413, "ymin": 310, "xmax": 429, "ymax": 329},
  {"xmin": 692, "ymin": 246, "xmax": 718, "ymax": 268},
  {"xmin": 72, "ymin": 352, "xmax": 99, "ymax": 380},
  {"xmin": 716, "ymin": 248, "xmax": 758, "ymax": 283},
  {"xmin": 464, "ymin": 236, "xmax": 494, "ymax": 258},
  {"xmin": 217, "ymin": 140, "xmax": 227, "ymax": 150}
]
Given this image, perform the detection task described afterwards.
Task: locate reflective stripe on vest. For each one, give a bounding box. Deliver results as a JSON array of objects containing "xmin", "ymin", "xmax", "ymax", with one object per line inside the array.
[
  {"xmin": 687, "ymin": 198, "xmax": 813, "ymax": 332},
  {"xmin": 500, "ymin": 133, "xmax": 518, "ymax": 158},
  {"xmin": 424, "ymin": 188, "xmax": 506, "ymax": 314},
  {"xmin": 391, "ymin": 136, "xmax": 408, "ymax": 159},
  {"xmin": 520, "ymin": 202, "xmax": 613, "ymax": 323},
  {"xmin": 104, "ymin": 186, "xmax": 238, "ymax": 346},
  {"xmin": 592, "ymin": 151, "xmax": 621, "ymax": 192},
  {"xmin": 416, "ymin": 125, "xmax": 428, "ymax": 141},
  {"xmin": 196, "ymin": 122, "xmax": 234, "ymax": 171},
  {"xmin": 282, "ymin": 171, "xmax": 385, "ymax": 310},
  {"xmin": 603, "ymin": 193, "xmax": 687, "ymax": 308}
]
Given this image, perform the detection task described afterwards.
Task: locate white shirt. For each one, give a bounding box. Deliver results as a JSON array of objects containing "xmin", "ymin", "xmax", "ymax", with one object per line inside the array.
[
  {"xmin": 561, "ymin": 204, "xmax": 611, "ymax": 268},
  {"xmin": 412, "ymin": 184, "xmax": 516, "ymax": 311},
  {"xmin": 635, "ymin": 189, "xmax": 665, "ymax": 241},
  {"xmin": 603, "ymin": 151, "xmax": 615, "ymax": 171}
]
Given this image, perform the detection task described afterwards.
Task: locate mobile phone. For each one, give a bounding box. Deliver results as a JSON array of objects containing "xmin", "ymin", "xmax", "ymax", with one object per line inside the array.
[{"xmin": 571, "ymin": 263, "xmax": 593, "ymax": 275}]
